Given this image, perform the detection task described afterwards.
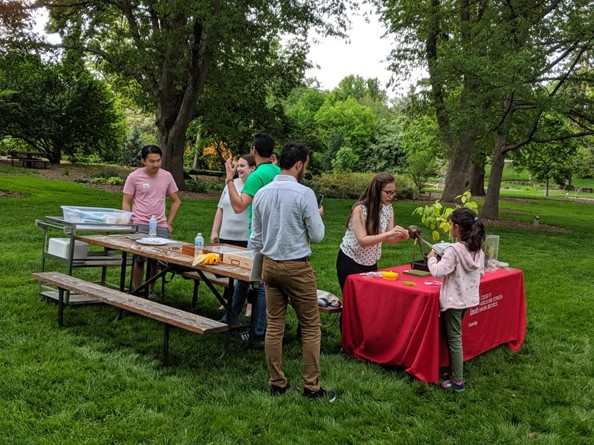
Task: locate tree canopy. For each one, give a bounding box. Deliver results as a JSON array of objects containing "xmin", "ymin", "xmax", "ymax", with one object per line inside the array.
[
  {"xmin": 0, "ymin": 51, "xmax": 125, "ymax": 163},
  {"xmin": 10, "ymin": 0, "xmax": 353, "ymax": 187},
  {"xmin": 376, "ymin": 0, "xmax": 594, "ymax": 217}
]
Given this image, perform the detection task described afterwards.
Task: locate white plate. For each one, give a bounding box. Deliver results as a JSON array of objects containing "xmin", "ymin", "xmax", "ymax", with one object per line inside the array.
[{"xmin": 136, "ymin": 237, "xmax": 170, "ymax": 246}]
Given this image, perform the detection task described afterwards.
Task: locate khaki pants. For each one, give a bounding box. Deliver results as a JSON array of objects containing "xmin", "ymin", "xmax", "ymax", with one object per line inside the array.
[{"xmin": 262, "ymin": 256, "xmax": 321, "ymax": 391}]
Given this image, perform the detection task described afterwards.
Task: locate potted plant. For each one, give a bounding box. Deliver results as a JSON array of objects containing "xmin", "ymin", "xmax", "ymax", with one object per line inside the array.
[{"xmin": 412, "ymin": 191, "xmax": 479, "ymax": 242}]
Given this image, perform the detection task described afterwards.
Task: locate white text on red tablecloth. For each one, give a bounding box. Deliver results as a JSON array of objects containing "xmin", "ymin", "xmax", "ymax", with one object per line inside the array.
[{"xmin": 469, "ymin": 292, "xmax": 503, "ymax": 316}]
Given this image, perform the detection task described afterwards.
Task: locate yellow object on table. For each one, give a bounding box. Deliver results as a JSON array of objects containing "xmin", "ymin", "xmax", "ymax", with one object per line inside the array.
[
  {"xmin": 382, "ymin": 271, "xmax": 398, "ymax": 280},
  {"xmin": 192, "ymin": 252, "xmax": 220, "ymax": 266}
]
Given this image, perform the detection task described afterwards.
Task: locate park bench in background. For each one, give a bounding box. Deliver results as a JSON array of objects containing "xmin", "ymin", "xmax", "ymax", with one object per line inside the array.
[
  {"xmin": 32, "ymin": 271, "xmax": 230, "ymax": 365},
  {"xmin": 10, "ymin": 150, "xmax": 49, "ymax": 169}
]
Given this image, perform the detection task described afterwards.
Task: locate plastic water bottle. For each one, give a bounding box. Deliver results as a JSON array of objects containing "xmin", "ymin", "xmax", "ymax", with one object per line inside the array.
[
  {"xmin": 149, "ymin": 215, "xmax": 157, "ymax": 237},
  {"xmin": 194, "ymin": 232, "xmax": 204, "ymax": 257}
]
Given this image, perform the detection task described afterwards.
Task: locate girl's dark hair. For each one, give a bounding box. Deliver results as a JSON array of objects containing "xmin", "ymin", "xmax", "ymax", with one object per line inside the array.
[
  {"xmin": 450, "ymin": 207, "xmax": 486, "ymax": 253},
  {"xmin": 346, "ymin": 172, "xmax": 395, "ymax": 235}
]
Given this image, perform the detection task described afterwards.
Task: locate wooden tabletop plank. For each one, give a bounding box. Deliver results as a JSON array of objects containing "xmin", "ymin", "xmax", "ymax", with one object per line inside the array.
[{"xmin": 75, "ymin": 234, "xmax": 253, "ymax": 282}]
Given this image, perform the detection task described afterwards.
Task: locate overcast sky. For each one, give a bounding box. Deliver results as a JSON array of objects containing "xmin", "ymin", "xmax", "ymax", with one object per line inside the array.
[
  {"xmin": 35, "ymin": 7, "xmax": 420, "ymax": 98},
  {"xmin": 306, "ymin": 10, "xmax": 395, "ymax": 94},
  {"xmin": 305, "ymin": 9, "xmax": 423, "ymax": 98}
]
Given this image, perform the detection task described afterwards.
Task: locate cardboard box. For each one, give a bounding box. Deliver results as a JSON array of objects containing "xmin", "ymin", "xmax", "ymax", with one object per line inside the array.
[
  {"xmin": 181, "ymin": 243, "xmax": 250, "ymax": 262},
  {"xmin": 48, "ymin": 238, "xmax": 88, "ymax": 259}
]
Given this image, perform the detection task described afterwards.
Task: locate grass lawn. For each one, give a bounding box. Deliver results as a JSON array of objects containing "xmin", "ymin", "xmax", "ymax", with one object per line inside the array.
[{"xmin": 0, "ymin": 171, "xmax": 593, "ymax": 444}]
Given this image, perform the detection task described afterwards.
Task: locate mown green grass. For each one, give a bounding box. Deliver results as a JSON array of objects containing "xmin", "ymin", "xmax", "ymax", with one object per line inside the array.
[{"xmin": 1, "ymin": 173, "xmax": 593, "ymax": 444}]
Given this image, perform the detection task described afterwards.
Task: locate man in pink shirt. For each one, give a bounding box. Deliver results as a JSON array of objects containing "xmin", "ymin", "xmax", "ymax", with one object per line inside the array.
[{"xmin": 122, "ymin": 145, "xmax": 181, "ymax": 296}]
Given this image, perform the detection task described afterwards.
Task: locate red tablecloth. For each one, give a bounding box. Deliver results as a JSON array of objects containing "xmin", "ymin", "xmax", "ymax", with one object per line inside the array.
[{"xmin": 341, "ymin": 265, "xmax": 526, "ymax": 383}]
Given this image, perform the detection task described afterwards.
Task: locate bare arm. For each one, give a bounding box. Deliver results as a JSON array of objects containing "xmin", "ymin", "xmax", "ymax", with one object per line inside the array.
[
  {"xmin": 122, "ymin": 193, "xmax": 133, "ymax": 212},
  {"xmin": 166, "ymin": 192, "xmax": 181, "ymax": 232},
  {"xmin": 225, "ymin": 157, "xmax": 253, "ymax": 213},
  {"xmin": 351, "ymin": 206, "xmax": 408, "ymax": 247},
  {"xmin": 210, "ymin": 207, "xmax": 223, "ymax": 243}
]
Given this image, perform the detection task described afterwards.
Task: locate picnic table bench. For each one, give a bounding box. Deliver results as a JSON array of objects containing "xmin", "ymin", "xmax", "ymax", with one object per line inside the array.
[
  {"xmin": 32, "ymin": 271, "xmax": 230, "ymax": 365},
  {"xmin": 10, "ymin": 150, "xmax": 49, "ymax": 168}
]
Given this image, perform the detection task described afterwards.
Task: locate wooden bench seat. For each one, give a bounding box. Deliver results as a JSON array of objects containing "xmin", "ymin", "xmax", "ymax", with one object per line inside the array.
[
  {"xmin": 161, "ymin": 270, "xmax": 232, "ymax": 308},
  {"xmin": 32, "ymin": 271, "xmax": 230, "ymax": 365},
  {"xmin": 172, "ymin": 270, "xmax": 342, "ymax": 316}
]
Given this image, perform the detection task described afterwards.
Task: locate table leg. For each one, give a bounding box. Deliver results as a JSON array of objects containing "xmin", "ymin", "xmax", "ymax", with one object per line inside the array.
[
  {"xmin": 119, "ymin": 252, "xmax": 128, "ymax": 292},
  {"xmin": 58, "ymin": 288, "xmax": 65, "ymax": 326},
  {"xmin": 162, "ymin": 323, "xmax": 170, "ymax": 366}
]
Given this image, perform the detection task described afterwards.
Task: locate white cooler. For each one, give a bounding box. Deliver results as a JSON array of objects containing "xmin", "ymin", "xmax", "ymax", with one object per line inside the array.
[{"xmin": 48, "ymin": 238, "xmax": 88, "ymax": 259}]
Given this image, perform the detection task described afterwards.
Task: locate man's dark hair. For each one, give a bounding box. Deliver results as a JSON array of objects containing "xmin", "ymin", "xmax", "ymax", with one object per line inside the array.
[
  {"xmin": 252, "ymin": 133, "xmax": 275, "ymax": 158},
  {"xmin": 279, "ymin": 142, "xmax": 308, "ymax": 170},
  {"xmin": 141, "ymin": 145, "xmax": 162, "ymax": 160}
]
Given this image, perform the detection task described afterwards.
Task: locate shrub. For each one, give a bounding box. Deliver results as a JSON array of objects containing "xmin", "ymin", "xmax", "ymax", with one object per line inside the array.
[
  {"xmin": 331, "ymin": 147, "xmax": 359, "ymax": 172},
  {"xmin": 107, "ymin": 176, "xmax": 124, "ymax": 186},
  {"xmin": 307, "ymin": 172, "xmax": 418, "ymax": 200},
  {"xmin": 90, "ymin": 170, "xmax": 124, "ymax": 180},
  {"xmin": 88, "ymin": 170, "xmax": 125, "ymax": 186}
]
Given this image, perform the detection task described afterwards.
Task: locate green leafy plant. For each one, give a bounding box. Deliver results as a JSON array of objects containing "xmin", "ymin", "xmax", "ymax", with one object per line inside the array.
[
  {"xmin": 413, "ymin": 191, "xmax": 479, "ymax": 241},
  {"xmin": 107, "ymin": 176, "xmax": 124, "ymax": 186}
]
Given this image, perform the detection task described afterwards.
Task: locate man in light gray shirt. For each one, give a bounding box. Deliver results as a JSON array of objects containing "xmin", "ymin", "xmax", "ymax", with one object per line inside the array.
[{"xmin": 251, "ymin": 141, "xmax": 336, "ymax": 402}]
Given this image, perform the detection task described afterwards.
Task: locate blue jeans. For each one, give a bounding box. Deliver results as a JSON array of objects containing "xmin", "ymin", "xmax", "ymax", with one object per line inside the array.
[{"xmin": 221, "ymin": 240, "xmax": 266, "ymax": 337}]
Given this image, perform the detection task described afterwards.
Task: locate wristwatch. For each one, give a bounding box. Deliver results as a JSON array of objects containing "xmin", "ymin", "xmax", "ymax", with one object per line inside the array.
[{"xmin": 226, "ymin": 178, "xmax": 233, "ymax": 184}]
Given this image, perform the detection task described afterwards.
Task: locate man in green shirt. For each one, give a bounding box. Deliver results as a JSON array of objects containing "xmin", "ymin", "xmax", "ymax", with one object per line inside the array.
[{"xmin": 223, "ymin": 134, "xmax": 280, "ymax": 341}]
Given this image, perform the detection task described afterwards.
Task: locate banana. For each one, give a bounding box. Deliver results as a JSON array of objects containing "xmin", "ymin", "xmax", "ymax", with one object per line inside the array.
[{"xmin": 192, "ymin": 252, "xmax": 220, "ymax": 266}]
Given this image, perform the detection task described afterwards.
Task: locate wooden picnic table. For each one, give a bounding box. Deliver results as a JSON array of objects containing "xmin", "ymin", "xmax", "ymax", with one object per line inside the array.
[
  {"xmin": 75, "ymin": 233, "xmax": 260, "ymax": 344},
  {"xmin": 10, "ymin": 150, "xmax": 49, "ymax": 168}
]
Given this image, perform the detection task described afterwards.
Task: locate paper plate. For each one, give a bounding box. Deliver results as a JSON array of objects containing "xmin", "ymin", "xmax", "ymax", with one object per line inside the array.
[{"xmin": 136, "ymin": 237, "xmax": 170, "ymax": 246}]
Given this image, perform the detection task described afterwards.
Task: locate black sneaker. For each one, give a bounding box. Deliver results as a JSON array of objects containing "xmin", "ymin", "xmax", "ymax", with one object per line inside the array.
[
  {"xmin": 303, "ymin": 387, "xmax": 337, "ymax": 402},
  {"xmin": 250, "ymin": 334, "xmax": 265, "ymax": 348},
  {"xmin": 269, "ymin": 383, "xmax": 289, "ymax": 396}
]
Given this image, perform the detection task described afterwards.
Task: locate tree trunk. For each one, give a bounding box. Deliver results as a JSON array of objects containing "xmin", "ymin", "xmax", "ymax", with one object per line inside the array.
[
  {"xmin": 441, "ymin": 131, "xmax": 474, "ymax": 202},
  {"xmin": 468, "ymin": 160, "xmax": 486, "ymax": 196},
  {"xmin": 544, "ymin": 177, "xmax": 549, "ymax": 197},
  {"xmin": 192, "ymin": 129, "xmax": 202, "ymax": 170},
  {"xmin": 158, "ymin": 123, "xmax": 188, "ymax": 189},
  {"xmin": 482, "ymin": 92, "xmax": 516, "ymax": 219},
  {"xmin": 482, "ymin": 141, "xmax": 506, "ymax": 219}
]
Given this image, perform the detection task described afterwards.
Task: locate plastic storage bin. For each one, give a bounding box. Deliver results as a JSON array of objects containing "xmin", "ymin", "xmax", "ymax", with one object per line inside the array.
[
  {"xmin": 48, "ymin": 238, "xmax": 88, "ymax": 259},
  {"xmin": 61, "ymin": 206, "xmax": 133, "ymax": 224}
]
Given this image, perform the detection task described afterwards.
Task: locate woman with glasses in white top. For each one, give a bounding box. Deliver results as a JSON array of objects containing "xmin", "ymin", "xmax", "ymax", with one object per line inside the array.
[{"xmin": 336, "ymin": 172, "xmax": 410, "ymax": 292}]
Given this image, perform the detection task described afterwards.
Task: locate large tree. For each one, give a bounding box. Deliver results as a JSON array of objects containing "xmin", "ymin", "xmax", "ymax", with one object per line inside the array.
[
  {"xmin": 376, "ymin": 0, "xmax": 594, "ymax": 218},
  {"xmin": 0, "ymin": 51, "xmax": 125, "ymax": 163},
  {"xmin": 9, "ymin": 0, "xmax": 351, "ymax": 187}
]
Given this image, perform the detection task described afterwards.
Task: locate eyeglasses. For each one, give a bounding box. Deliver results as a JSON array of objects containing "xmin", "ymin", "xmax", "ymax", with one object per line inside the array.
[{"xmin": 382, "ymin": 189, "xmax": 395, "ymax": 197}]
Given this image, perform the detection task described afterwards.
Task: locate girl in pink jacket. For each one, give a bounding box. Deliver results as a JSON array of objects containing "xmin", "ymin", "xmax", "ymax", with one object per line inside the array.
[{"xmin": 427, "ymin": 208, "xmax": 485, "ymax": 392}]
